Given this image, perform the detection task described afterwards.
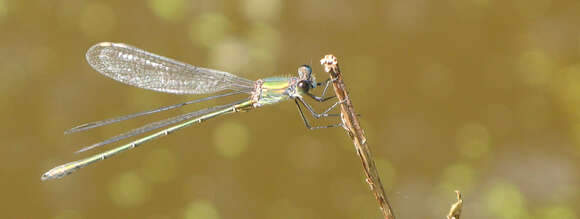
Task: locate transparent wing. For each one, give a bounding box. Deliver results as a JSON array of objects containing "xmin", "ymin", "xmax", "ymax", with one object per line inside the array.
[
  {"xmin": 75, "ymin": 100, "xmax": 244, "ymax": 153},
  {"xmin": 86, "ymin": 42, "xmax": 255, "ymax": 94},
  {"xmin": 65, "ymin": 91, "xmax": 243, "ymax": 134}
]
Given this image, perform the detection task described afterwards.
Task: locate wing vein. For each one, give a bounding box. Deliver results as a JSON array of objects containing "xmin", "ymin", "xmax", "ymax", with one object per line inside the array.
[{"xmin": 85, "ymin": 42, "xmax": 255, "ymax": 94}]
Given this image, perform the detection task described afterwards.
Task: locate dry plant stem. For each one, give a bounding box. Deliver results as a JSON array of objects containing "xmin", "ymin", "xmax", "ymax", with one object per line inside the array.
[
  {"xmin": 447, "ymin": 190, "xmax": 463, "ymax": 219},
  {"xmin": 320, "ymin": 55, "xmax": 395, "ymax": 219}
]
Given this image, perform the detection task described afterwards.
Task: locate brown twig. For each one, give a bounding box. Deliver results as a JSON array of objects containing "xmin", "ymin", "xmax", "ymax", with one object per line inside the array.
[
  {"xmin": 320, "ymin": 55, "xmax": 395, "ymax": 219},
  {"xmin": 447, "ymin": 190, "xmax": 463, "ymax": 219}
]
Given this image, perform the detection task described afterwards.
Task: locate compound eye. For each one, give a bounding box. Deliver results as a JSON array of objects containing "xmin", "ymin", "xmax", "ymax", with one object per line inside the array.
[
  {"xmin": 298, "ymin": 80, "xmax": 310, "ymax": 92},
  {"xmin": 298, "ymin": 65, "xmax": 312, "ymax": 80}
]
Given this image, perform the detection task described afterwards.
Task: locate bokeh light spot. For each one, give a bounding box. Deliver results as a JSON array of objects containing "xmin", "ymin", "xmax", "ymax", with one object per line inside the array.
[
  {"xmin": 456, "ymin": 123, "xmax": 490, "ymax": 159},
  {"xmin": 79, "ymin": 2, "xmax": 116, "ymax": 39},
  {"xmin": 572, "ymin": 123, "xmax": 580, "ymax": 155},
  {"xmin": 485, "ymin": 182, "xmax": 529, "ymax": 219},
  {"xmin": 148, "ymin": 0, "xmax": 186, "ymax": 22},
  {"xmin": 184, "ymin": 200, "xmax": 220, "ymax": 219},
  {"xmin": 554, "ymin": 64, "xmax": 580, "ymax": 122},
  {"xmin": 213, "ymin": 121, "xmax": 249, "ymax": 158},
  {"xmin": 108, "ymin": 172, "xmax": 149, "ymax": 208},
  {"xmin": 189, "ymin": 13, "xmax": 232, "ymax": 48},
  {"xmin": 518, "ymin": 49, "xmax": 553, "ymax": 87},
  {"xmin": 241, "ymin": 0, "xmax": 282, "ymax": 22},
  {"xmin": 0, "ymin": 0, "xmax": 7, "ymax": 21},
  {"xmin": 209, "ymin": 38, "xmax": 249, "ymax": 72},
  {"xmin": 537, "ymin": 205, "xmax": 576, "ymax": 219},
  {"xmin": 141, "ymin": 148, "xmax": 178, "ymax": 183},
  {"xmin": 287, "ymin": 137, "xmax": 326, "ymax": 172},
  {"xmin": 384, "ymin": 0, "xmax": 427, "ymax": 31},
  {"xmin": 247, "ymin": 23, "xmax": 281, "ymax": 63}
]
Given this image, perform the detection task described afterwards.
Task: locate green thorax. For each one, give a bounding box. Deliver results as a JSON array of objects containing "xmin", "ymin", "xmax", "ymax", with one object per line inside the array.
[{"xmin": 255, "ymin": 76, "xmax": 297, "ymax": 106}]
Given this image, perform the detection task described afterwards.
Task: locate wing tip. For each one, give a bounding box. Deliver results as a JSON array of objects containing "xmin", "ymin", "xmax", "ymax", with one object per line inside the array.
[
  {"xmin": 88, "ymin": 42, "xmax": 115, "ymax": 52},
  {"xmin": 97, "ymin": 42, "xmax": 113, "ymax": 47},
  {"xmin": 85, "ymin": 42, "xmax": 125, "ymax": 71},
  {"xmin": 87, "ymin": 42, "xmax": 127, "ymax": 53}
]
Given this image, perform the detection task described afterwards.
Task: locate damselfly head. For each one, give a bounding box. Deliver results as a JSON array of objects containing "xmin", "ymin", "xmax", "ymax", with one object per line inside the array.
[{"xmin": 298, "ymin": 65, "xmax": 316, "ymax": 88}]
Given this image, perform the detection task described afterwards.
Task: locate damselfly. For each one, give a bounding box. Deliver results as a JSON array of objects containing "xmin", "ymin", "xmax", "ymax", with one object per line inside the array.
[{"xmin": 41, "ymin": 42, "xmax": 343, "ymax": 180}]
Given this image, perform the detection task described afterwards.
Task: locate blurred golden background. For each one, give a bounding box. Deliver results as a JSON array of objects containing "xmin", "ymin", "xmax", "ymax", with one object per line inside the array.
[{"xmin": 1, "ymin": 0, "xmax": 579, "ymax": 218}]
